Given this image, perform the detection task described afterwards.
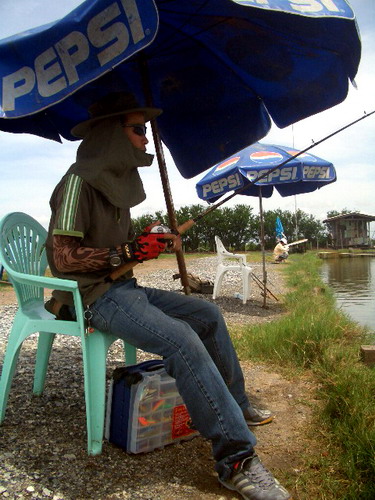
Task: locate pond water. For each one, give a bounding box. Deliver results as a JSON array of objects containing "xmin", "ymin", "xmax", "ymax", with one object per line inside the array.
[{"xmin": 320, "ymin": 257, "xmax": 375, "ymax": 331}]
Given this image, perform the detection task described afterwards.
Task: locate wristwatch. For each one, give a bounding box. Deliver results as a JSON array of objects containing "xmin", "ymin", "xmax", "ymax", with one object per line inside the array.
[{"xmin": 109, "ymin": 248, "xmax": 122, "ymax": 268}]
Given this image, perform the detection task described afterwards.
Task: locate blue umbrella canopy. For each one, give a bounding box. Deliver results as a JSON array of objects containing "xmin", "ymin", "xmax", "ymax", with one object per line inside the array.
[
  {"xmin": 0, "ymin": 0, "xmax": 360, "ymax": 179},
  {"xmin": 196, "ymin": 141, "xmax": 336, "ymax": 303},
  {"xmin": 275, "ymin": 216, "xmax": 285, "ymax": 240},
  {"xmin": 196, "ymin": 142, "xmax": 336, "ymax": 202}
]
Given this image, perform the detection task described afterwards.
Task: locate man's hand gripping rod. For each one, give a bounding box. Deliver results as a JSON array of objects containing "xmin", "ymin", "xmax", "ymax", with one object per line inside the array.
[{"xmin": 109, "ymin": 219, "xmax": 195, "ymax": 281}]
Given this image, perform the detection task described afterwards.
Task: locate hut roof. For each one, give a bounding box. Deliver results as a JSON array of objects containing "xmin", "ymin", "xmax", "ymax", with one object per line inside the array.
[{"xmin": 323, "ymin": 212, "xmax": 375, "ymax": 223}]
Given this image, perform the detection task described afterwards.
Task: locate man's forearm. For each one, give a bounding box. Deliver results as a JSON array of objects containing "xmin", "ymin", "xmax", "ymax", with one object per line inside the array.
[{"xmin": 53, "ymin": 234, "xmax": 111, "ymax": 273}]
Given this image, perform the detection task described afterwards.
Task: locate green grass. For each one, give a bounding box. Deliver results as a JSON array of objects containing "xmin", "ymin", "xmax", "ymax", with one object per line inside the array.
[
  {"xmin": 231, "ymin": 252, "xmax": 375, "ymax": 499},
  {"xmin": 316, "ymin": 344, "xmax": 375, "ymax": 499}
]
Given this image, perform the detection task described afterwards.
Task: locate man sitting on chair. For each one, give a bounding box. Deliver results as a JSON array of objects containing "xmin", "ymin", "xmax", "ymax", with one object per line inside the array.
[{"xmin": 45, "ymin": 92, "xmax": 290, "ymax": 500}]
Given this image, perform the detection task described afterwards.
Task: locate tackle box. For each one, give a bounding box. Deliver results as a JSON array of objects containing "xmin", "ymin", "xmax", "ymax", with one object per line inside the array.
[{"xmin": 105, "ymin": 360, "xmax": 199, "ymax": 453}]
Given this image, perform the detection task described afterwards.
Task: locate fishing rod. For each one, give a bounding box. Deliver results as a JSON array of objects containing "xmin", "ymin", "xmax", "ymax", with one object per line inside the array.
[
  {"xmin": 110, "ymin": 109, "xmax": 375, "ymax": 280},
  {"xmin": 251, "ymin": 273, "xmax": 279, "ymax": 301},
  {"xmin": 192, "ymin": 109, "xmax": 375, "ymax": 223}
]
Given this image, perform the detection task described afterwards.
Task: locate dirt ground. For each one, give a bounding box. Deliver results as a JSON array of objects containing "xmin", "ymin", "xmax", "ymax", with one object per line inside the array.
[{"xmin": 0, "ymin": 258, "xmax": 323, "ymax": 500}]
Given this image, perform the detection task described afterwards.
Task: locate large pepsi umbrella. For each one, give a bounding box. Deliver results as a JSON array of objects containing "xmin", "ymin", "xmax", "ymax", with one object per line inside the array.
[
  {"xmin": 0, "ymin": 0, "xmax": 360, "ymax": 179},
  {"xmin": 196, "ymin": 142, "xmax": 336, "ymax": 305},
  {"xmin": 0, "ymin": 0, "xmax": 357, "ymax": 293}
]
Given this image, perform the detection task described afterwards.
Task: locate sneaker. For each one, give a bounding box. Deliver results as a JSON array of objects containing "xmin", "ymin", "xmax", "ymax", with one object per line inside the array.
[
  {"xmin": 243, "ymin": 406, "xmax": 274, "ymax": 426},
  {"xmin": 220, "ymin": 454, "xmax": 291, "ymax": 500}
]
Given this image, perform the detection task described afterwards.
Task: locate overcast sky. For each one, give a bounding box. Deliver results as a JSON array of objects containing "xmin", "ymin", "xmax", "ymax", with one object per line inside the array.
[{"xmin": 1, "ymin": 0, "xmax": 374, "ymax": 237}]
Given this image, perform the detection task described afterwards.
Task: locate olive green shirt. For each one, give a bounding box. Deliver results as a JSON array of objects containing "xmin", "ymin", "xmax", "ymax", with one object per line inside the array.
[{"xmin": 46, "ymin": 173, "xmax": 134, "ymax": 306}]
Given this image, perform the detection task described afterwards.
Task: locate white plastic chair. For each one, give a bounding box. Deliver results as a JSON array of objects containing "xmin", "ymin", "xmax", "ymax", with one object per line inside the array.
[{"xmin": 213, "ymin": 236, "xmax": 253, "ymax": 304}]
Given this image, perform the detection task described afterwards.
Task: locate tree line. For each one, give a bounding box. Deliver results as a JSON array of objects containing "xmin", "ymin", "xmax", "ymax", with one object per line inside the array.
[{"xmin": 132, "ymin": 204, "xmax": 330, "ymax": 252}]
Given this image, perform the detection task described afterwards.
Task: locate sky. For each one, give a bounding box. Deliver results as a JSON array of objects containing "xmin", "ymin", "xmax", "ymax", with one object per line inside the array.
[{"xmin": 0, "ymin": 0, "xmax": 375, "ymax": 236}]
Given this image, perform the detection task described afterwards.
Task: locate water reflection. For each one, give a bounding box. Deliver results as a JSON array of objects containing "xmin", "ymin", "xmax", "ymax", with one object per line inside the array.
[{"xmin": 320, "ymin": 257, "xmax": 375, "ymax": 330}]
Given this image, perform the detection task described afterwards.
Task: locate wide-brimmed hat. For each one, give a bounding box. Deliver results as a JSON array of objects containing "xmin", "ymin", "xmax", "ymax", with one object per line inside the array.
[{"xmin": 71, "ymin": 92, "xmax": 162, "ymax": 138}]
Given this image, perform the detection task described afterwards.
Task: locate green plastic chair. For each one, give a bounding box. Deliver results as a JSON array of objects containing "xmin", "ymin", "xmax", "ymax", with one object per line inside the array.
[{"xmin": 0, "ymin": 212, "xmax": 137, "ymax": 455}]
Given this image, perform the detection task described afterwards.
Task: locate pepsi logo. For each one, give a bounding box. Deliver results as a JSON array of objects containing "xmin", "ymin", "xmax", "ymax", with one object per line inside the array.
[
  {"xmin": 215, "ymin": 156, "xmax": 240, "ymax": 172},
  {"xmin": 250, "ymin": 151, "xmax": 283, "ymax": 164}
]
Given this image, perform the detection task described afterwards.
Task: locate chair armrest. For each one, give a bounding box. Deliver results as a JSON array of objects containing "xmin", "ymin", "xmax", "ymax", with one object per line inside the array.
[
  {"xmin": 9, "ymin": 269, "xmax": 86, "ymax": 329},
  {"xmin": 8, "ymin": 270, "xmax": 78, "ymax": 292},
  {"xmin": 221, "ymin": 253, "xmax": 247, "ymax": 266}
]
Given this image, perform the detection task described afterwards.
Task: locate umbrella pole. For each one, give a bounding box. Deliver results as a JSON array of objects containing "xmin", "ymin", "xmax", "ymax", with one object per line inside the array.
[
  {"xmin": 258, "ymin": 188, "xmax": 268, "ymax": 308},
  {"xmin": 138, "ymin": 56, "xmax": 191, "ymax": 294}
]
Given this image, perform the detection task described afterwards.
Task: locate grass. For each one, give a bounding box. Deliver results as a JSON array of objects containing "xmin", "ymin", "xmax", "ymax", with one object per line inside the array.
[{"xmin": 231, "ymin": 252, "xmax": 375, "ymax": 499}]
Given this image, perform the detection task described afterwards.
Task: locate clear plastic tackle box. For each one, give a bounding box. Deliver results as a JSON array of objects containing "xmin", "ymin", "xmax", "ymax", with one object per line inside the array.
[{"xmin": 105, "ymin": 360, "xmax": 198, "ymax": 453}]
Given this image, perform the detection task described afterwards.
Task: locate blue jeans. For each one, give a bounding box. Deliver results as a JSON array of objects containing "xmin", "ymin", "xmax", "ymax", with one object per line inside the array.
[{"xmin": 89, "ymin": 278, "xmax": 257, "ymax": 479}]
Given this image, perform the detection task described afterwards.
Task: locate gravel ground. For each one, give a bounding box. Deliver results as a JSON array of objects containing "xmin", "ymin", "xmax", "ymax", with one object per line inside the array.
[
  {"xmin": 133, "ymin": 256, "xmax": 287, "ymax": 325},
  {"xmin": 0, "ymin": 257, "xmax": 319, "ymax": 500}
]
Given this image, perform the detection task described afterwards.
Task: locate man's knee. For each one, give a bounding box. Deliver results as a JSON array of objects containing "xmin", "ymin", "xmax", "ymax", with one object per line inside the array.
[{"xmin": 202, "ymin": 300, "xmax": 224, "ymax": 323}]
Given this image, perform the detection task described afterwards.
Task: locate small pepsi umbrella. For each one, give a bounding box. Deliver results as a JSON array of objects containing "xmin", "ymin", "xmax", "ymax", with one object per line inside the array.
[
  {"xmin": 196, "ymin": 142, "xmax": 336, "ymax": 305},
  {"xmin": 196, "ymin": 142, "xmax": 336, "ymax": 202}
]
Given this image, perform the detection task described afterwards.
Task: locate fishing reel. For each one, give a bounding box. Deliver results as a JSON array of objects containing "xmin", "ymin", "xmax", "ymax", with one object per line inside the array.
[
  {"xmin": 149, "ymin": 224, "xmax": 179, "ymax": 249},
  {"xmin": 149, "ymin": 225, "xmax": 173, "ymax": 234}
]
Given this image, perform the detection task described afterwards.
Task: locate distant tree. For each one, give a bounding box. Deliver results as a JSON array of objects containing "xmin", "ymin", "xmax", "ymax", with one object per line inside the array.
[
  {"xmin": 131, "ymin": 204, "xmax": 328, "ymax": 251},
  {"xmin": 131, "ymin": 213, "xmax": 155, "ymax": 236},
  {"xmin": 175, "ymin": 204, "xmax": 209, "ymax": 251},
  {"xmin": 131, "ymin": 211, "xmax": 168, "ymax": 237},
  {"xmin": 260, "ymin": 209, "xmax": 296, "ymax": 248},
  {"xmin": 219, "ymin": 205, "xmax": 257, "ymax": 250},
  {"xmin": 294, "ymin": 210, "xmax": 327, "ymax": 246},
  {"xmin": 259, "ymin": 209, "xmax": 327, "ymax": 249},
  {"xmin": 175, "ymin": 203, "xmax": 256, "ymax": 251}
]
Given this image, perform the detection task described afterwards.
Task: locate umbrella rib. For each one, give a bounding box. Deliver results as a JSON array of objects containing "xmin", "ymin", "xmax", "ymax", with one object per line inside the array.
[
  {"xmin": 145, "ymin": 12, "xmax": 263, "ymax": 101},
  {"xmin": 146, "ymin": 1, "xmax": 234, "ymax": 59},
  {"xmin": 154, "ymin": 5, "xmax": 332, "ymax": 61}
]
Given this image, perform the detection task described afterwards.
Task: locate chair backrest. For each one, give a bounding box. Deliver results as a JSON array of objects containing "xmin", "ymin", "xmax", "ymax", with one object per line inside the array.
[
  {"xmin": 214, "ymin": 235, "xmax": 246, "ymax": 266},
  {"xmin": 215, "ymin": 236, "xmax": 232, "ymax": 258},
  {"xmin": 0, "ymin": 212, "xmax": 48, "ymax": 306}
]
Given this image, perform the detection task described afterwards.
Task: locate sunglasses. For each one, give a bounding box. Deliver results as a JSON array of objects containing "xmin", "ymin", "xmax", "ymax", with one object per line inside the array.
[{"xmin": 123, "ymin": 123, "xmax": 147, "ymax": 136}]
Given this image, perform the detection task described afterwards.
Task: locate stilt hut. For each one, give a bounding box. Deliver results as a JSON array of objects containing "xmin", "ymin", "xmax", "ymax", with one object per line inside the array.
[{"xmin": 323, "ymin": 212, "xmax": 375, "ymax": 249}]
